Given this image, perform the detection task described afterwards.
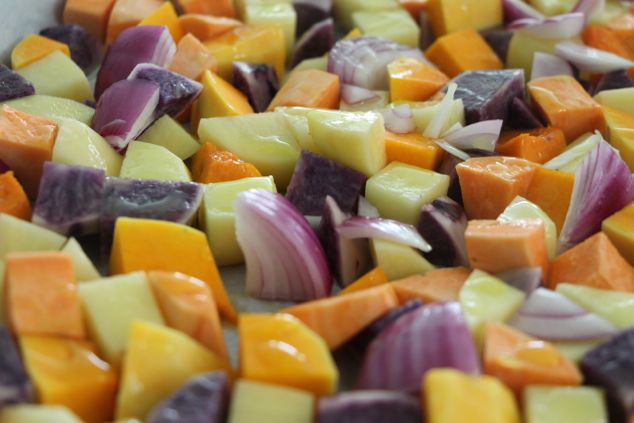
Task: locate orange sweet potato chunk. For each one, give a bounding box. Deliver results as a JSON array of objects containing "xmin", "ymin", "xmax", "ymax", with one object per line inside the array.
[
  {"xmin": 548, "ymin": 232, "xmax": 634, "ymax": 291},
  {"xmin": 528, "ymin": 75, "xmax": 606, "ymax": 142},
  {"xmin": 0, "ymin": 171, "xmax": 31, "ymax": 220},
  {"xmin": 191, "ymin": 143, "xmax": 261, "ymax": 183},
  {"xmin": 106, "ymin": 0, "xmax": 164, "ymax": 44},
  {"xmin": 63, "ymin": 0, "xmax": 117, "ymax": 41},
  {"xmin": 525, "ymin": 167, "xmax": 574, "ymax": 232},
  {"xmin": 391, "ymin": 267, "xmax": 471, "ymax": 304},
  {"xmin": 465, "ymin": 219, "xmax": 549, "ymax": 275},
  {"xmin": 388, "ymin": 57, "xmax": 449, "ymax": 102},
  {"xmin": 138, "ymin": 2, "xmax": 184, "ymax": 43},
  {"xmin": 0, "ymin": 106, "xmax": 57, "ymax": 198},
  {"xmin": 179, "ymin": 14, "xmax": 242, "ymax": 42},
  {"xmin": 385, "ymin": 131, "xmax": 444, "ymax": 170},
  {"xmin": 338, "ymin": 267, "xmax": 389, "ymax": 295},
  {"xmin": 267, "ymin": 69, "xmax": 340, "ymax": 111},
  {"xmin": 399, "ymin": 0, "xmax": 429, "ymax": 18},
  {"xmin": 456, "ymin": 156, "xmax": 538, "ymax": 219},
  {"xmin": 496, "ymin": 127, "xmax": 566, "ymax": 164},
  {"xmin": 169, "ymin": 33, "xmax": 219, "ymax": 81},
  {"xmin": 6, "ymin": 252, "xmax": 85, "ymax": 339},
  {"xmin": 177, "ymin": 0, "xmax": 236, "ymax": 18},
  {"xmin": 11, "ymin": 35, "xmax": 71, "ymax": 70}
]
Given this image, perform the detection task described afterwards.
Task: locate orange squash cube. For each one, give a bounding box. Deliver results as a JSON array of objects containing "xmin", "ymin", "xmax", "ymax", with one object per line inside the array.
[
  {"xmin": 528, "ymin": 75, "xmax": 606, "ymax": 142},
  {"xmin": 384, "ymin": 131, "xmax": 444, "ymax": 170},
  {"xmin": 388, "ymin": 57, "xmax": 449, "ymax": 102},
  {"xmin": 268, "ymin": 70, "xmax": 340, "ymax": 111},
  {"xmin": 525, "ymin": 167, "xmax": 574, "ymax": 232},
  {"xmin": 191, "ymin": 143, "xmax": 261, "ymax": 184},
  {"xmin": 178, "ymin": 14, "xmax": 242, "ymax": 42},
  {"xmin": 425, "ymin": 29, "xmax": 503, "ymax": 78},
  {"xmin": 106, "ymin": 0, "xmax": 163, "ymax": 44},
  {"xmin": 338, "ymin": 267, "xmax": 388, "ymax": 295},
  {"xmin": 5, "ymin": 252, "xmax": 85, "ymax": 339},
  {"xmin": 177, "ymin": 0, "xmax": 236, "ymax": 18},
  {"xmin": 63, "ymin": 0, "xmax": 117, "ymax": 41},
  {"xmin": 456, "ymin": 156, "xmax": 538, "ymax": 219},
  {"xmin": 169, "ymin": 34, "xmax": 219, "ymax": 81},
  {"xmin": 392, "ymin": 267, "xmax": 471, "ymax": 304},
  {"xmin": 138, "ymin": 2, "xmax": 183, "ymax": 43},
  {"xmin": 11, "ymin": 35, "xmax": 71, "ymax": 70},
  {"xmin": 496, "ymin": 127, "xmax": 566, "ymax": 164},
  {"xmin": 0, "ymin": 171, "xmax": 31, "ymax": 220}
]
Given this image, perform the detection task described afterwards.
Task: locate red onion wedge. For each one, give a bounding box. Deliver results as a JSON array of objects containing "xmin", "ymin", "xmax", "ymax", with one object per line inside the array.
[
  {"xmin": 531, "ymin": 52, "xmax": 574, "ymax": 80},
  {"xmin": 91, "ymin": 79, "xmax": 159, "ymax": 152},
  {"xmin": 235, "ymin": 189, "xmax": 332, "ymax": 301},
  {"xmin": 510, "ymin": 288, "xmax": 618, "ymax": 341},
  {"xmin": 508, "ymin": 13, "xmax": 585, "ymax": 40},
  {"xmin": 328, "ymin": 36, "xmax": 427, "ymax": 90},
  {"xmin": 503, "ymin": 0, "xmax": 544, "ymax": 23},
  {"xmin": 358, "ymin": 196, "xmax": 380, "ymax": 218},
  {"xmin": 341, "ymin": 84, "xmax": 380, "ymax": 105},
  {"xmin": 496, "ymin": 267, "xmax": 542, "ymax": 295},
  {"xmin": 337, "ymin": 216, "xmax": 432, "ymax": 252},
  {"xmin": 555, "ymin": 41, "xmax": 634, "ymax": 74},
  {"xmin": 558, "ymin": 140, "xmax": 634, "ymax": 253},
  {"xmin": 572, "ymin": 0, "xmax": 605, "ymax": 21},
  {"xmin": 443, "ymin": 120, "xmax": 502, "ymax": 152},
  {"xmin": 424, "ymin": 82, "xmax": 457, "ymax": 139},
  {"xmin": 435, "ymin": 140, "xmax": 471, "ymax": 161},
  {"xmin": 95, "ymin": 26, "xmax": 175, "ymax": 99},
  {"xmin": 357, "ymin": 302, "xmax": 480, "ymax": 393},
  {"xmin": 417, "ymin": 196, "xmax": 468, "ymax": 267},
  {"xmin": 381, "ymin": 104, "xmax": 415, "ymax": 134}
]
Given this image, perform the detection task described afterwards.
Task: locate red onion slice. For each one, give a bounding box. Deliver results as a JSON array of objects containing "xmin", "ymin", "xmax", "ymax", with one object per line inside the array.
[
  {"xmin": 357, "ymin": 196, "xmax": 380, "ymax": 218},
  {"xmin": 509, "ymin": 13, "xmax": 585, "ymax": 39},
  {"xmin": 503, "ymin": 0, "xmax": 544, "ymax": 23},
  {"xmin": 519, "ymin": 288, "xmax": 586, "ymax": 318},
  {"xmin": 555, "ymin": 41, "xmax": 634, "ymax": 74},
  {"xmin": 341, "ymin": 84, "xmax": 380, "ymax": 105},
  {"xmin": 235, "ymin": 189, "xmax": 332, "ymax": 301},
  {"xmin": 530, "ymin": 52, "xmax": 574, "ymax": 80},
  {"xmin": 381, "ymin": 104, "xmax": 416, "ymax": 134},
  {"xmin": 496, "ymin": 267, "xmax": 542, "ymax": 295},
  {"xmin": 435, "ymin": 140, "xmax": 471, "ymax": 161},
  {"xmin": 338, "ymin": 216, "xmax": 432, "ymax": 252},
  {"xmin": 571, "ymin": 0, "xmax": 605, "ymax": 21},
  {"xmin": 443, "ymin": 120, "xmax": 502, "ymax": 152},
  {"xmin": 424, "ymin": 82, "xmax": 457, "ymax": 138}
]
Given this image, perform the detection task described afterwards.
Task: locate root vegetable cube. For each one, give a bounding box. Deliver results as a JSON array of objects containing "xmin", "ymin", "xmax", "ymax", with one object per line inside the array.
[
  {"xmin": 0, "ymin": 172, "xmax": 31, "ymax": 221},
  {"xmin": 427, "ymin": 0, "xmax": 502, "ymax": 36},
  {"xmin": 228, "ymin": 380, "xmax": 313, "ymax": 423},
  {"xmin": 0, "ymin": 64, "xmax": 35, "ymax": 103},
  {"xmin": 388, "ymin": 57, "xmax": 449, "ymax": 102},
  {"xmin": 384, "ymin": 131, "xmax": 444, "ymax": 170},
  {"xmin": 177, "ymin": 0, "xmax": 236, "ymax": 18},
  {"xmin": 595, "ymin": 87, "xmax": 634, "ymax": 116},
  {"xmin": 2, "ymin": 95, "xmax": 94, "ymax": 126},
  {"xmin": 370, "ymin": 239, "xmax": 436, "ymax": 280},
  {"xmin": 137, "ymin": 115, "xmax": 200, "ymax": 160},
  {"xmin": 268, "ymin": 69, "xmax": 340, "ymax": 111},
  {"xmin": 77, "ymin": 272, "xmax": 165, "ymax": 366},
  {"xmin": 524, "ymin": 167, "xmax": 574, "ymax": 231},
  {"xmin": 0, "ymin": 214, "xmax": 66, "ymax": 259},
  {"xmin": 557, "ymin": 283, "xmax": 634, "ymax": 330},
  {"xmin": 244, "ymin": 3, "xmax": 296, "ymax": 55},
  {"xmin": 602, "ymin": 203, "xmax": 634, "ymax": 265},
  {"xmin": 177, "ymin": 15, "xmax": 241, "ymax": 42},
  {"xmin": 138, "ymin": 2, "xmax": 183, "ymax": 43},
  {"xmin": 0, "ymin": 327, "xmax": 34, "ymax": 406},
  {"xmin": 602, "ymin": 106, "xmax": 634, "ymax": 172},
  {"xmin": 528, "ymin": 75, "xmax": 606, "ymax": 142},
  {"xmin": 11, "ymin": 35, "xmax": 71, "ymax": 70},
  {"xmin": 524, "ymin": 386, "xmax": 608, "ymax": 423},
  {"xmin": 0, "ymin": 405, "xmax": 84, "ymax": 423},
  {"xmin": 338, "ymin": 267, "xmax": 388, "ymax": 295},
  {"xmin": 63, "ymin": 0, "xmax": 117, "ymax": 41},
  {"xmin": 110, "ymin": 218, "xmax": 236, "ymax": 322},
  {"xmin": 60, "ymin": 238, "xmax": 100, "ymax": 283},
  {"xmin": 496, "ymin": 127, "xmax": 566, "ymax": 164},
  {"xmin": 548, "ymin": 232, "xmax": 634, "ymax": 291},
  {"xmin": 169, "ymin": 34, "xmax": 218, "ymax": 81},
  {"xmin": 506, "ymin": 33, "xmax": 558, "ymax": 78},
  {"xmin": 392, "ymin": 267, "xmax": 471, "ymax": 304},
  {"xmin": 106, "ymin": 0, "xmax": 163, "ymax": 44},
  {"xmin": 191, "ymin": 144, "xmax": 262, "ymax": 184},
  {"xmin": 352, "ymin": 9, "xmax": 420, "ymax": 48},
  {"xmin": 0, "ymin": 106, "xmax": 57, "ymax": 198},
  {"xmin": 333, "ymin": 0, "xmax": 398, "ymax": 30},
  {"xmin": 456, "ymin": 156, "xmax": 538, "ymax": 219},
  {"xmin": 5, "ymin": 252, "xmax": 84, "ymax": 339},
  {"xmin": 465, "ymin": 219, "xmax": 549, "ymax": 276},
  {"xmin": 119, "ymin": 142, "xmax": 191, "ymax": 182},
  {"xmin": 366, "ymin": 162, "xmax": 449, "ymax": 225},
  {"xmin": 39, "ymin": 24, "xmax": 99, "ymax": 72},
  {"xmin": 20, "ymin": 336, "xmax": 118, "ymax": 423}
]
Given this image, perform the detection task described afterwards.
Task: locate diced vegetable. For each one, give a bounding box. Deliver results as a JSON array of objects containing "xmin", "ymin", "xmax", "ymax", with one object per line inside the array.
[
  {"xmin": 191, "ymin": 144, "xmax": 261, "ymax": 184},
  {"xmin": 0, "ymin": 213, "xmax": 66, "ymax": 259},
  {"xmin": 351, "ymin": 299, "xmax": 422, "ymax": 350},
  {"xmin": 11, "ymin": 35, "xmax": 71, "ymax": 70},
  {"xmin": 384, "ymin": 132, "xmax": 444, "ymax": 170},
  {"xmin": 0, "ymin": 172, "xmax": 31, "ymax": 221},
  {"xmin": 0, "ymin": 327, "xmax": 34, "ymax": 406},
  {"xmin": 177, "ymin": 0, "xmax": 236, "ymax": 17},
  {"xmin": 318, "ymin": 391, "xmax": 421, "ymax": 423},
  {"xmin": 291, "ymin": 18, "xmax": 335, "ymax": 68},
  {"xmin": 232, "ymin": 62, "xmax": 279, "ymax": 113},
  {"xmin": 137, "ymin": 115, "xmax": 200, "ymax": 160},
  {"xmin": 168, "ymin": 33, "xmax": 218, "ymax": 81},
  {"xmin": 427, "ymin": 0, "xmax": 503, "ymax": 36},
  {"xmin": 497, "ymin": 127, "xmax": 565, "ymax": 165},
  {"xmin": 178, "ymin": 14, "xmax": 240, "ymax": 42},
  {"xmin": 594, "ymin": 70, "xmax": 634, "ymax": 94},
  {"xmin": 106, "ymin": 0, "xmax": 164, "ymax": 44},
  {"xmin": 194, "ymin": 70, "xmax": 253, "ymax": 132},
  {"xmin": 119, "ymin": 141, "xmax": 191, "ymax": 182},
  {"xmin": 602, "ymin": 202, "xmax": 634, "ymax": 265},
  {"xmin": 2, "ymin": 95, "xmax": 94, "ymax": 126},
  {"xmin": 370, "ymin": 238, "xmax": 435, "ymax": 280},
  {"xmin": 0, "ymin": 65, "xmax": 35, "ymax": 102},
  {"xmin": 338, "ymin": 267, "xmax": 388, "ymax": 295},
  {"xmin": 481, "ymin": 28, "xmax": 513, "ymax": 61},
  {"xmin": 352, "ymin": 9, "xmax": 420, "ymax": 48},
  {"xmin": 506, "ymin": 97, "xmax": 545, "ymax": 129},
  {"xmin": 417, "ymin": 197, "xmax": 469, "ymax": 267},
  {"xmin": 268, "ymin": 69, "xmax": 340, "ymax": 111},
  {"xmin": 525, "ymin": 167, "xmax": 575, "ymax": 231},
  {"xmin": 138, "ymin": 2, "xmax": 184, "ymax": 43},
  {"xmin": 0, "ymin": 405, "xmax": 84, "ymax": 423},
  {"xmin": 426, "ymin": 30, "xmax": 503, "ymax": 78},
  {"xmin": 60, "ymin": 238, "xmax": 100, "ymax": 282},
  {"xmin": 62, "ymin": 0, "xmax": 116, "ymax": 41},
  {"xmin": 227, "ymin": 380, "xmax": 313, "ymax": 423},
  {"xmin": 388, "ymin": 57, "xmax": 449, "ymax": 102},
  {"xmin": 293, "ymin": 0, "xmax": 333, "ymax": 37},
  {"xmin": 524, "ymin": 386, "xmax": 608, "ymax": 423},
  {"xmin": 40, "ymin": 24, "xmax": 98, "ymax": 72},
  {"xmin": 392, "ymin": 267, "xmax": 471, "ymax": 304}
]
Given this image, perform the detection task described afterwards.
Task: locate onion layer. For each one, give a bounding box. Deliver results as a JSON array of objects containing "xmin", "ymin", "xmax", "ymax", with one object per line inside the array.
[
  {"xmin": 381, "ymin": 104, "xmax": 416, "ymax": 134},
  {"xmin": 443, "ymin": 120, "xmax": 502, "ymax": 152},
  {"xmin": 555, "ymin": 41, "xmax": 634, "ymax": 73},
  {"xmin": 531, "ymin": 52, "xmax": 574, "ymax": 80},
  {"xmin": 337, "ymin": 216, "xmax": 432, "ymax": 252}
]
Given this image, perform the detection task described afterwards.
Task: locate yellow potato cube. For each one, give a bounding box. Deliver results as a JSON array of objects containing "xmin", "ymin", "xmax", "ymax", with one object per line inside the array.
[
  {"xmin": 243, "ymin": 3, "xmax": 296, "ymax": 55},
  {"xmin": 228, "ymin": 380, "xmax": 314, "ymax": 423},
  {"xmin": 427, "ymin": 0, "xmax": 502, "ymax": 36},
  {"xmin": 119, "ymin": 142, "xmax": 191, "ymax": 182},
  {"xmin": 137, "ymin": 115, "xmax": 200, "ymax": 160},
  {"xmin": 60, "ymin": 238, "xmax": 100, "ymax": 282},
  {"xmin": 602, "ymin": 202, "xmax": 634, "ymax": 265},
  {"xmin": 0, "ymin": 405, "xmax": 83, "ymax": 423},
  {"xmin": 0, "ymin": 213, "xmax": 66, "ymax": 259},
  {"xmin": 334, "ymin": 0, "xmax": 399, "ymax": 30},
  {"xmin": 524, "ymin": 386, "xmax": 607, "ymax": 423},
  {"xmin": 370, "ymin": 238, "xmax": 435, "ymax": 280},
  {"xmin": 2, "ymin": 95, "xmax": 94, "ymax": 125},
  {"xmin": 352, "ymin": 9, "xmax": 420, "ymax": 47},
  {"xmin": 506, "ymin": 33, "xmax": 559, "ymax": 78},
  {"xmin": 595, "ymin": 88, "xmax": 634, "ymax": 115}
]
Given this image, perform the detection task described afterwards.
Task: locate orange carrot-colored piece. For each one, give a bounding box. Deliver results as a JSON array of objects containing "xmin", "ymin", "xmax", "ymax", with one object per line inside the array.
[
  {"xmin": 425, "ymin": 29, "xmax": 502, "ymax": 77},
  {"xmin": 169, "ymin": 33, "xmax": 219, "ymax": 81},
  {"xmin": 176, "ymin": 0, "xmax": 236, "ymax": 18},
  {"xmin": 138, "ymin": 2, "xmax": 183, "ymax": 42},
  {"xmin": 283, "ymin": 285, "xmax": 399, "ymax": 350},
  {"xmin": 338, "ymin": 267, "xmax": 389, "ymax": 295},
  {"xmin": 484, "ymin": 322, "xmax": 582, "ymax": 396},
  {"xmin": 528, "ymin": 75, "xmax": 606, "ymax": 142},
  {"xmin": 496, "ymin": 127, "xmax": 566, "ymax": 164},
  {"xmin": 465, "ymin": 219, "xmax": 549, "ymax": 275},
  {"xmin": 179, "ymin": 14, "xmax": 242, "ymax": 42},
  {"xmin": 391, "ymin": 267, "xmax": 471, "ymax": 304},
  {"xmin": 456, "ymin": 156, "xmax": 538, "ymax": 219},
  {"xmin": 106, "ymin": 0, "xmax": 163, "ymax": 44},
  {"xmin": 5, "ymin": 252, "xmax": 85, "ymax": 339},
  {"xmin": 267, "ymin": 69, "xmax": 340, "ymax": 111},
  {"xmin": 525, "ymin": 167, "xmax": 574, "ymax": 232},
  {"xmin": 385, "ymin": 131, "xmax": 445, "ymax": 170},
  {"xmin": 11, "ymin": 35, "xmax": 71, "ymax": 70},
  {"xmin": 0, "ymin": 171, "xmax": 31, "ymax": 221},
  {"xmin": 191, "ymin": 143, "xmax": 261, "ymax": 183},
  {"xmin": 63, "ymin": 0, "xmax": 117, "ymax": 41},
  {"xmin": 548, "ymin": 232, "xmax": 634, "ymax": 291},
  {"xmin": 388, "ymin": 57, "xmax": 449, "ymax": 102},
  {"xmin": 399, "ymin": 0, "xmax": 429, "ymax": 19}
]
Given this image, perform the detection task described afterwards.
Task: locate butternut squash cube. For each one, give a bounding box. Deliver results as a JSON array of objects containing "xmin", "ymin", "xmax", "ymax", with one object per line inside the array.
[
  {"xmin": 388, "ymin": 57, "xmax": 449, "ymax": 102},
  {"xmin": 426, "ymin": 0, "xmax": 502, "ymax": 36},
  {"xmin": 602, "ymin": 106, "xmax": 634, "ymax": 171},
  {"xmin": 138, "ymin": 2, "xmax": 183, "ymax": 43},
  {"xmin": 177, "ymin": 0, "xmax": 236, "ymax": 18},
  {"xmin": 602, "ymin": 203, "xmax": 634, "ymax": 265},
  {"xmin": 0, "ymin": 171, "xmax": 31, "ymax": 221},
  {"xmin": 168, "ymin": 33, "xmax": 218, "ymax": 81},
  {"xmin": 496, "ymin": 127, "xmax": 566, "ymax": 164},
  {"xmin": 268, "ymin": 69, "xmax": 340, "ymax": 111},
  {"xmin": 106, "ymin": 0, "xmax": 163, "ymax": 44},
  {"xmin": 524, "ymin": 167, "xmax": 574, "ymax": 231},
  {"xmin": 11, "ymin": 35, "xmax": 71, "ymax": 70},
  {"xmin": 384, "ymin": 131, "xmax": 444, "ymax": 170},
  {"xmin": 63, "ymin": 0, "xmax": 117, "ymax": 41},
  {"xmin": 195, "ymin": 70, "xmax": 253, "ymax": 131}
]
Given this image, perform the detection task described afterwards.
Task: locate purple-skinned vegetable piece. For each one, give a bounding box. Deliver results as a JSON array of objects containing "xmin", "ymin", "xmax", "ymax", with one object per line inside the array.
[
  {"xmin": 293, "ymin": 0, "xmax": 333, "ymax": 37},
  {"xmin": 419, "ymin": 11, "xmax": 435, "ymax": 50},
  {"xmin": 286, "ymin": 150, "xmax": 367, "ymax": 216},
  {"xmin": 291, "ymin": 18, "xmax": 335, "ymax": 68},
  {"xmin": 231, "ymin": 62, "xmax": 279, "ymax": 113},
  {"xmin": 40, "ymin": 24, "xmax": 99, "ymax": 72},
  {"xmin": 351, "ymin": 300, "xmax": 423, "ymax": 351},
  {"xmin": 496, "ymin": 267, "xmax": 542, "ymax": 294},
  {"xmin": 147, "ymin": 372, "xmax": 230, "ymax": 423},
  {"xmin": 318, "ymin": 391, "xmax": 422, "ymax": 423},
  {"xmin": 32, "ymin": 162, "xmax": 105, "ymax": 236},
  {"xmin": 128, "ymin": 63, "xmax": 202, "ymax": 118},
  {"xmin": 449, "ymin": 69, "xmax": 525, "ymax": 124},
  {"xmin": 594, "ymin": 69, "xmax": 634, "ymax": 94},
  {"xmin": 0, "ymin": 158, "xmax": 10, "ymax": 174},
  {"xmin": 417, "ymin": 196, "xmax": 468, "ymax": 267},
  {"xmin": 357, "ymin": 301, "xmax": 480, "ymax": 392},
  {"xmin": 506, "ymin": 97, "xmax": 544, "ymax": 129},
  {"xmin": 0, "ymin": 327, "xmax": 34, "ymax": 406},
  {"xmin": 481, "ymin": 29, "xmax": 513, "ymax": 62},
  {"xmin": 0, "ymin": 64, "xmax": 35, "ymax": 102}
]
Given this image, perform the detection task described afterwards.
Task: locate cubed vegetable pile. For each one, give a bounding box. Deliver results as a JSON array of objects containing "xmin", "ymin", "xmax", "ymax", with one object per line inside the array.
[{"xmin": 1, "ymin": 0, "xmax": 634, "ymax": 421}]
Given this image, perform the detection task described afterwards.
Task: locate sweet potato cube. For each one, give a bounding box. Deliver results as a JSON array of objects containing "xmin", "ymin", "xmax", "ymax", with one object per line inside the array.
[
  {"xmin": 602, "ymin": 106, "xmax": 634, "ymax": 172},
  {"xmin": 338, "ymin": 267, "xmax": 388, "ymax": 295},
  {"xmin": 602, "ymin": 203, "xmax": 634, "ymax": 265},
  {"xmin": 528, "ymin": 75, "xmax": 606, "ymax": 142},
  {"xmin": 456, "ymin": 156, "xmax": 538, "ymax": 219},
  {"xmin": 20, "ymin": 336, "xmax": 118, "ymax": 423},
  {"xmin": 384, "ymin": 131, "xmax": 444, "ymax": 170},
  {"xmin": 496, "ymin": 127, "xmax": 566, "ymax": 164},
  {"xmin": 168, "ymin": 34, "xmax": 219, "ymax": 81},
  {"xmin": 524, "ymin": 167, "xmax": 574, "ymax": 232},
  {"xmin": 177, "ymin": 0, "xmax": 236, "ymax": 18},
  {"xmin": 5, "ymin": 252, "xmax": 85, "ymax": 339},
  {"xmin": 427, "ymin": 0, "xmax": 502, "ymax": 36},
  {"xmin": 388, "ymin": 57, "xmax": 449, "ymax": 102},
  {"xmin": 425, "ymin": 29, "xmax": 503, "ymax": 78},
  {"xmin": 63, "ymin": 0, "xmax": 117, "ymax": 41},
  {"xmin": 11, "ymin": 35, "xmax": 71, "ymax": 70},
  {"xmin": 138, "ymin": 2, "xmax": 183, "ymax": 43},
  {"xmin": 392, "ymin": 267, "xmax": 471, "ymax": 304},
  {"xmin": 178, "ymin": 14, "xmax": 241, "ymax": 42},
  {"xmin": 191, "ymin": 143, "xmax": 261, "ymax": 184},
  {"xmin": 0, "ymin": 106, "xmax": 57, "ymax": 198},
  {"xmin": 0, "ymin": 171, "xmax": 31, "ymax": 220},
  {"xmin": 268, "ymin": 70, "xmax": 339, "ymax": 111},
  {"xmin": 193, "ymin": 70, "xmax": 253, "ymax": 131},
  {"xmin": 465, "ymin": 219, "xmax": 549, "ymax": 275},
  {"xmin": 106, "ymin": 0, "xmax": 163, "ymax": 44},
  {"xmin": 548, "ymin": 232, "xmax": 634, "ymax": 291}
]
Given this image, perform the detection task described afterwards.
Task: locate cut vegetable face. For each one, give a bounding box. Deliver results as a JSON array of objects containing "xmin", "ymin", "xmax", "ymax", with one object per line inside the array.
[{"xmin": 0, "ymin": 64, "xmax": 35, "ymax": 102}]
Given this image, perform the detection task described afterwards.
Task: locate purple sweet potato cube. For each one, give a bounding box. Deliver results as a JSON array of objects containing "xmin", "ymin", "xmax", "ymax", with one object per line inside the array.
[
  {"xmin": 0, "ymin": 64, "xmax": 35, "ymax": 102},
  {"xmin": 40, "ymin": 24, "xmax": 99, "ymax": 72},
  {"xmin": 594, "ymin": 69, "xmax": 634, "ymax": 95},
  {"xmin": 0, "ymin": 327, "xmax": 34, "ymax": 406},
  {"xmin": 286, "ymin": 150, "xmax": 367, "ymax": 216},
  {"xmin": 318, "ymin": 390, "xmax": 422, "ymax": 423},
  {"xmin": 32, "ymin": 162, "xmax": 105, "ymax": 236},
  {"xmin": 293, "ymin": 0, "xmax": 333, "ymax": 38},
  {"xmin": 506, "ymin": 96, "xmax": 544, "ymax": 129},
  {"xmin": 291, "ymin": 18, "xmax": 335, "ymax": 68},
  {"xmin": 481, "ymin": 29, "xmax": 513, "ymax": 62}
]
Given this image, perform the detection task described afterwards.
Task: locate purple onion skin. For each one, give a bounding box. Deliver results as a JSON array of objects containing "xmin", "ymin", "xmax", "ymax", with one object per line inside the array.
[
  {"xmin": 318, "ymin": 391, "xmax": 422, "ymax": 423},
  {"xmin": 0, "ymin": 64, "xmax": 35, "ymax": 102},
  {"xmin": 40, "ymin": 24, "xmax": 99, "ymax": 72},
  {"xmin": 231, "ymin": 62, "xmax": 279, "ymax": 113},
  {"xmin": 287, "ymin": 150, "xmax": 366, "ymax": 216},
  {"xmin": 495, "ymin": 267, "xmax": 542, "ymax": 295},
  {"xmin": 0, "ymin": 327, "xmax": 34, "ymax": 406},
  {"xmin": 291, "ymin": 18, "xmax": 335, "ymax": 68},
  {"xmin": 594, "ymin": 69, "xmax": 634, "ymax": 95},
  {"xmin": 417, "ymin": 197, "xmax": 468, "ymax": 267},
  {"xmin": 147, "ymin": 372, "xmax": 229, "ymax": 423},
  {"xmin": 449, "ymin": 69, "xmax": 525, "ymax": 124},
  {"xmin": 293, "ymin": 0, "xmax": 333, "ymax": 37},
  {"xmin": 506, "ymin": 97, "xmax": 544, "ymax": 129},
  {"xmin": 481, "ymin": 29, "xmax": 513, "ymax": 62},
  {"xmin": 581, "ymin": 327, "xmax": 634, "ymax": 422},
  {"xmin": 32, "ymin": 162, "xmax": 105, "ymax": 236}
]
